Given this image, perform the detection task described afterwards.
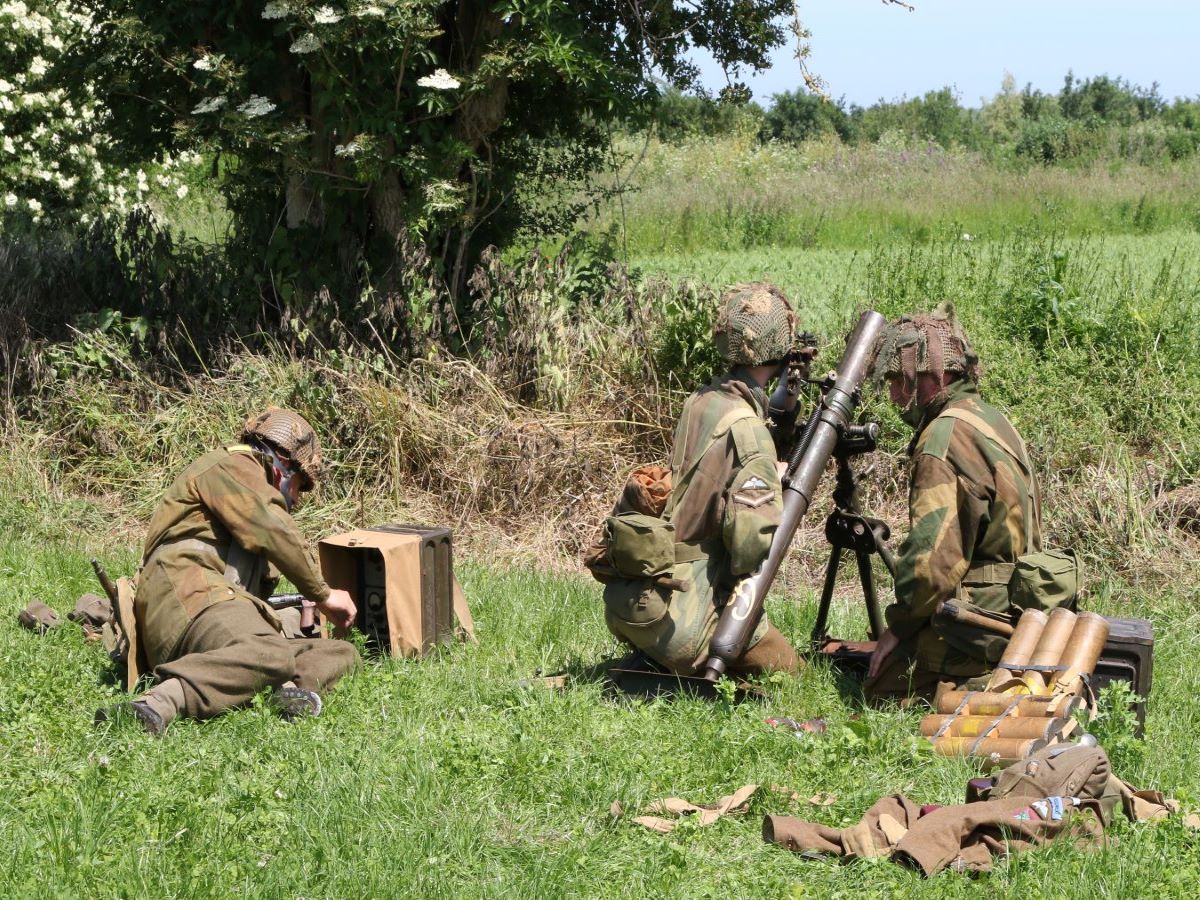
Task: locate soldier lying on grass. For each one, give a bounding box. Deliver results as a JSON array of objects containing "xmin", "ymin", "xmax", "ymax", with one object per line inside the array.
[{"xmin": 96, "ymin": 408, "xmax": 360, "ymax": 735}]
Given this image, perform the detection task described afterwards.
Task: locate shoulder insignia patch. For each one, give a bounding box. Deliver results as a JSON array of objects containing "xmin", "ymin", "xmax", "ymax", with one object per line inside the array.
[
  {"xmin": 739, "ymin": 476, "xmax": 769, "ymax": 491},
  {"xmin": 733, "ymin": 490, "xmax": 776, "ymax": 509}
]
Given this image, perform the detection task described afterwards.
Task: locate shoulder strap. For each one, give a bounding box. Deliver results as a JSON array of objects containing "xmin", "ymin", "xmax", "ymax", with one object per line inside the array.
[
  {"xmin": 938, "ymin": 406, "xmax": 1040, "ymax": 554},
  {"xmin": 665, "ymin": 405, "xmax": 758, "ymax": 519}
]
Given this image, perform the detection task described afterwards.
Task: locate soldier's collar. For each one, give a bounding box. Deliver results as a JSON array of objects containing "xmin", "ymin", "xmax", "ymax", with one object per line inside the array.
[
  {"xmin": 724, "ymin": 368, "xmax": 769, "ymax": 417},
  {"xmin": 906, "ymin": 378, "xmax": 981, "ymax": 454}
]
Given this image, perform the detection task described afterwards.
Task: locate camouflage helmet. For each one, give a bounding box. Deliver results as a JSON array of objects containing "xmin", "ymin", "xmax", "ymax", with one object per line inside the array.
[
  {"xmin": 241, "ymin": 407, "xmax": 323, "ymax": 489},
  {"xmin": 713, "ymin": 282, "xmax": 796, "ymax": 367},
  {"xmin": 870, "ymin": 301, "xmax": 981, "ymax": 388}
]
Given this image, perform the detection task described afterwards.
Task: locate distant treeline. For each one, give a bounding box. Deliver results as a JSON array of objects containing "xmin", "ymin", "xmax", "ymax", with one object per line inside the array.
[{"xmin": 654, "ymin": 73, "xmax": 1200, "ymax": 164}]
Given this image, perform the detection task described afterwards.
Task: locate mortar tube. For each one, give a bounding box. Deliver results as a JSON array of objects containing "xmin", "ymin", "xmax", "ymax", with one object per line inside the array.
[
  {"xmin": 986, "ymin": 609, "xmax": 1048, "ymax": 691},
  {"xmin": 1054, "ymin": 612, "xmax": 1110, "ymax": 693},
  {"xmin": 1023, "ymin": 607, "xmax": 1078, "ymax": 695},
  {"xmin": 920, "ymin": 714, "xmax": 1070, "ymax": 741},
  {"xmin": 933, "ymin": 736, "xmax": 1047, "ymax": 760},
  {"xmin": 936, "ymin": 690, "xmax": 1082, "ymax": 719}
]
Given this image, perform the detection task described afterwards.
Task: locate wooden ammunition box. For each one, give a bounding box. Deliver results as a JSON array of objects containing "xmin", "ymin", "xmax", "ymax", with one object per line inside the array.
[
  {"xmin": 319, "ymin": 524, "xmax": 458, "ymax": 656},
  {"xmin": 1094, "ymin": 616, "xmax": 1154, "ymax": 736}
]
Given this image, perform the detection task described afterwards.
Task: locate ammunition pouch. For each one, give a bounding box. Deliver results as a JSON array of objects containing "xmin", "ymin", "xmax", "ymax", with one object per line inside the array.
[
  {"xmin": 1009, "ymin": 549, "xmax": 1079, "ymax": 613},
  {"xmin": 605, "ymin": 512, "xmax": 678, "ymax": 579},
  {"xmin": 959, "ymin": 548, "xmax": 1079, "ymax": 615}
]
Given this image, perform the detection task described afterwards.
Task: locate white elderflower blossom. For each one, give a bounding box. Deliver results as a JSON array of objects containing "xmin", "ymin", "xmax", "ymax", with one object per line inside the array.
[
  {"xmin": 4, "ymin": 193, "xmax": 16, "ymax": 208},
  {"xmin": 29, "ymin": 56, "xmax": 47, "ymax": 77},
  {"xmin": 26, "ymin": 197, "xmax": 42, "ymax": 212},
  {"xmin": 417, "ymin": 69, "xmax": 460, "ymax": 90},
  {"xmin": 193, "ymin": 56, "xmax": 215, "ymax": 71},
  {"xmin": 333, "ymin": 140, "xmax": 362, "ymax": 158},
  {"xmin": 0, "ymin": 79, "xmax": 12, "ymax": 93},
  {"xmin": 289, "ymin": 33, "xmax": 319, "ymax": 54},
  {"xmin": 176, "ymin": 185, "xmax": 189, "ymax": 199},
  {"xmin": 262, "ymin": 1, "xmax": 291, "ymax": 19},
  {"xmin": 156, "ymin": 174, "xmax": 171, "ymax": 187},
  {"xmin": 313, "ymin": 6, "xmax": 343, "ymax": 24},
  {"xmin": 237, "ymin": 95, "xmax": 276, "ymax": 117},
  {"xmin": 356, "ymin": 4, "xmax": 384, "ymax": 16},
  {"xmin": 192, "ymin": 96, "xmax": 227, "ymax": 114},
  {"xmin": 2, "ymin": 136, "xmax": 13, "ymax": 154},
  {"xmin": 136, "ymin": 169, "xmax": 148, "ymax": 192}
]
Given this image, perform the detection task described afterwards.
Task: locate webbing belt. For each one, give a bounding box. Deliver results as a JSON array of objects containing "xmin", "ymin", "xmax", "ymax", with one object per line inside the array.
[
  {"xmin": 674, "ymin": 538, "xmax": 722, "ymax": 564},
  {"xmin": 963, "ymin": 561, "xmax": 1016, "ymax": 584}
]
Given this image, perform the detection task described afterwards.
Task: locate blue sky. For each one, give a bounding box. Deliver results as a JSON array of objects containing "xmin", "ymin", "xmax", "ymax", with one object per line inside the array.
[{"xmin": 693, "ymin": 0, "xmax": 1198, "ymax": 108}]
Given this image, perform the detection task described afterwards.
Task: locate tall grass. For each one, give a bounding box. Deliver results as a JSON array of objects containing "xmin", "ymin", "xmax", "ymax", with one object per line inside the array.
[{"xmin": 598, "ymin": 135, "xmax": 1200, "ymax": 256}]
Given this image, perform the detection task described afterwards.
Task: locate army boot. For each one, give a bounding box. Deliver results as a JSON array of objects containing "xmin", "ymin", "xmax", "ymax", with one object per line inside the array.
[
  {"xmin": 271, "ymin": 682, "xmax": 322, "ymax": 721},
  {"xmin": 94, "ymin": 677, "xmax": 186, "ymax": 736}
]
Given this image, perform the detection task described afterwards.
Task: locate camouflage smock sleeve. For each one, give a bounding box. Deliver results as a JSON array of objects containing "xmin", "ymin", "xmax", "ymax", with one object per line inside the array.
[
  {"xmin": 722, "ymin": 418, "xmax": 784, "ymax": 577},
  {"xmin": 193, "ymin": 453, "xmax": 331, "ymax": 603},
  {"xmin": 885, "ymin": 453, "xmax": 988, "ymax": 640}
]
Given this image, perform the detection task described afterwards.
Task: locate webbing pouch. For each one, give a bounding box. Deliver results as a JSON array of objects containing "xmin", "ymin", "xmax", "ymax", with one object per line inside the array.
[
  {"xmin": 1009, "ymin": 548, "xmax": 1080, "ymax": 612},
  {"xmin": 605, "ymin": 512, "xmax": 677, "ymax": 579}
]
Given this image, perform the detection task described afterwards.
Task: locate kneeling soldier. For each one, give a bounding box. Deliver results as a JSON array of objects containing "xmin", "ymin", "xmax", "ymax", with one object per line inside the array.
[
  {"xmin": 603, "ymin": 283, "xmax": 802, "ymax": 676},
  {"xmin": 866, "ymin": 304, "xmax": 1044, "ymax": 699},
  {"xmin": 96, "ymin": 408, "xmax": 360, "ymax": 734}
]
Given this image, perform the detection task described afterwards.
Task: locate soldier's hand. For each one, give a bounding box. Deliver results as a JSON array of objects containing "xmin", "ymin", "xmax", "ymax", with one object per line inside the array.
[
  {"xmin": 317, "ymin": 588, "xmax": 357, "ymax": 631},
  {"xmin": 867, "ymin": 627, "xmax": 900, "ymax": 680}
]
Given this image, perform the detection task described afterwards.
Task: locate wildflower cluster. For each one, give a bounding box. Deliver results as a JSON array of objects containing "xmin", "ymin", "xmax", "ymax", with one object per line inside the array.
[{"xmin": 0, "ymin": 1, "xmax": 200, "ymax": 226}]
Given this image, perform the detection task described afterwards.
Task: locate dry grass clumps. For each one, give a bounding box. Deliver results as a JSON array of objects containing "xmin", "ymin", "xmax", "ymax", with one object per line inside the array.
[{"xmin": 15, "ymin": 346, "xmax": 667, "ymax": 568}]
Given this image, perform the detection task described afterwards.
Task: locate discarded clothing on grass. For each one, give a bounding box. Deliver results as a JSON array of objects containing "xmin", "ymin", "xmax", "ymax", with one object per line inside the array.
[
  {"xmin": 68, "ymin": 592, "xmax": 113, "ymax": 640},
  {"xmin": 18, "ymin": 601, "xmax": 62, "ymax": 634},
  {"xmin": 765, "ymin": 793, "xmax": 1102, "ymax": 875},
  {"xmin": 764, "ymin": 744, "xmax": 1182, "ymax": 876}
]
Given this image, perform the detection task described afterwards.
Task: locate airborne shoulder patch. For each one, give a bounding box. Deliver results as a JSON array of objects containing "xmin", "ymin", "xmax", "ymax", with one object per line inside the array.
[{"xmin": 739, "ymin": 476, "xmax": 770, "ymax": 491}]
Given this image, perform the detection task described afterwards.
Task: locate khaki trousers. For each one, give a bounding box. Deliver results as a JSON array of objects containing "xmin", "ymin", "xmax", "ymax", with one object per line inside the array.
[{"xmin": 154, "ymin": 599, "xmax": 361, "ymax": 720}]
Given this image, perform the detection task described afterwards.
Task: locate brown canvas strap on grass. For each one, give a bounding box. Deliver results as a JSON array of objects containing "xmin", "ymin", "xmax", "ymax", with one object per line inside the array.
[{"xmin": 938, "ymin": 406, "xmax": 1039, "ymax": 554}]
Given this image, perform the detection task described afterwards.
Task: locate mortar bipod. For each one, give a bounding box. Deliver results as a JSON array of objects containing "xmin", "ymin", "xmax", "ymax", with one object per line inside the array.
[{"xmin": 808, "ymin": 426, "xmax": 895, "ymax": 653}]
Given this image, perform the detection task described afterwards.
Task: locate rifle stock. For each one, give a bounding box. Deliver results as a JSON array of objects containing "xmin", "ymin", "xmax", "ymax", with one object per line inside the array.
[{"xmin": 701, "ymin": 310, "xmax": 886, "ymax": 681}]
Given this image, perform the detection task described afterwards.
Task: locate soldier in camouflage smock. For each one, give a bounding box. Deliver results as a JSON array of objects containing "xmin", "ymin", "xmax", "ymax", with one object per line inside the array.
[
  {"xmin": 96, "ymin": 408, "xmax": 360, "ymax": 734},
  {"xmin": 865, "ymin": 303, "xmax": 1042, "ymax": 699},
  {"xmin": 603, "ymin": 284, "xmax": 801, "ymax": 676}
]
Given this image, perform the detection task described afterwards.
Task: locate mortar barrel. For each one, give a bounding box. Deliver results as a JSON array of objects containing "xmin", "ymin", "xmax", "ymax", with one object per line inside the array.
[
  {"xmin": 932, "ymin": 736, "xmax": 1046, "ymax": 761},
  {"xmin": 936, "ymin": 690, "xmax": 1082, "ymax": 719},
  {"xmin": 1055, "ymin": 612, "xmax": 1110, "ymax": 691},
  {"xmin": 920, "ymin": 714, "xmax": 1070, "ymax": 741},
  {"xmin": 986, "ymin": 609, "xmax": 1048, "ymax": 690}
]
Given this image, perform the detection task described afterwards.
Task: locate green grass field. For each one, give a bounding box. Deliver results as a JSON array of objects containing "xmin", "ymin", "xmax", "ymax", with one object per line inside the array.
[{"xmin": 2, "ymin": 517, "xmax": 1199, "ymax": 897}]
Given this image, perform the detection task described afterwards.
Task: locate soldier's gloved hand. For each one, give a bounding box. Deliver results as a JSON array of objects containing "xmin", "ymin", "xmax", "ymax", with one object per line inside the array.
[
  {"xmin": 316, "ymin": 588, "xmax": 357, "ymax": 631},
  {"xmin": 867, "ymin": 627, "xmax": 900, "ymax": 680}
]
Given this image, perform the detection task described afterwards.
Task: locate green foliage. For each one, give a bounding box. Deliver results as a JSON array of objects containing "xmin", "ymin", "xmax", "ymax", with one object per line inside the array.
[
  {"xmin": 58, "ymin": 0, "xmax": 794, "ymax": 317},
  {"xmin": 654, "ymin": 88, "xmax": 765, "ymax": 143},
  {"xmin": 760, "ymin": 91, "xmax": 852, "ymax": 144},
  {"xmin": 1082, "ymin": 681, "xmax": 1146, "ymax": 772}
]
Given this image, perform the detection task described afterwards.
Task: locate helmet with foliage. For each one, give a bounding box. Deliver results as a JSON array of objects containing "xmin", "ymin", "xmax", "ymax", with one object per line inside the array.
[
  {"xmin": 713, "ymin": 282, "xmax": 796, "ymax": 367},
  {"xmin": 871, "ymin": 301, "xmax": 981, "ymax": 388},
  {"xmin": 241, "ymin": 407, "xmax": 323, "ymax": 490}
]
